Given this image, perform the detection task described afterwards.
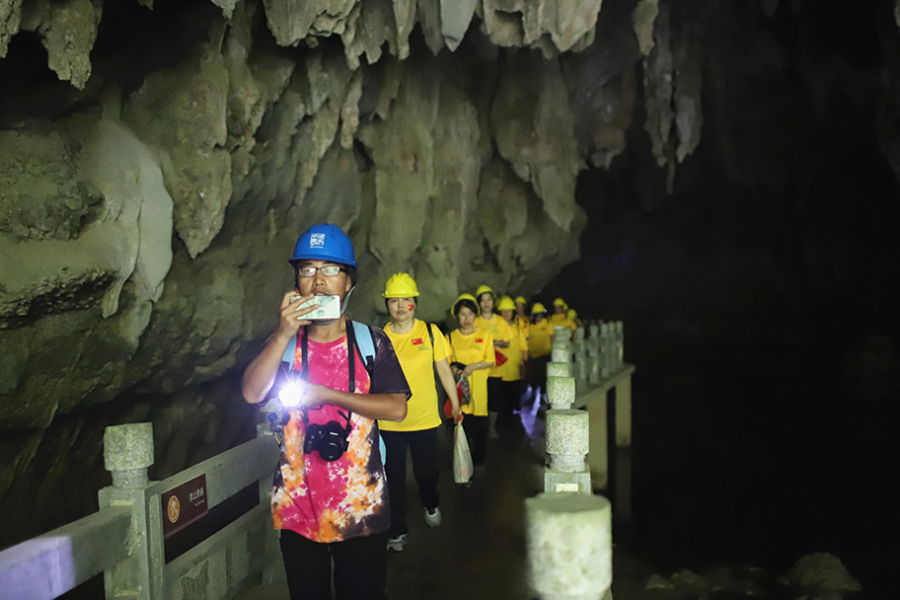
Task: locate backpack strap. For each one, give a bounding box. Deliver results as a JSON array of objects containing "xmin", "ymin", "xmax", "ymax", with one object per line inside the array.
[
  {"xmin": 426, "ymin": 322, "xmax": 435, "ymax": 355},
  {"xmin": 351, "ymin": 320, "xmax": 376, "ymax": 376},
  {"xmin": 282, "ymin": 332, "xmax": 298, "ymax": 366}
]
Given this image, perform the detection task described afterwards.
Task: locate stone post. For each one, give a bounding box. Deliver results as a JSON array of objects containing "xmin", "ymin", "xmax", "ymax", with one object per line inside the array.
[
  {"xmin": 99, "ymin": 423, "xmax": 164, "ymax": 600},
  {"xmin": 589, "ymin": 323, "xmax": 600, "ymax": 339},
  {"xmin": 104, "ymin": 423, "xmax": 153, "ymax": 489},
  {"xmin": 571, "ymin": 339, "xmax": 587, "ymax": 386},
  {"xmin": 587, "ymin": 338, "xmax": 601, "ymax": 385},
  {"xmin": 615, "ymin": 321, "xmax": 624, "ymax": 370},
  {"xmin": 546, "ymin": 376, "xmax": 575, "ymax": 410},
  {"xmin": 600, "ymin": 323, "xmax": 613, "ymax": 377},
  {"xmin": 526, "ymin": 493, "xmax": 613, "ymax": 600},
  {"xmin": 574, "ymin": 326, "xmax": 585, "ymax": 341},
  {"xmin": 547, "ymin": 362, "xmax": 571, "ymax": 378},
  {"xmin": 543, "ymin": 409, "xmax": 591, "ymax": 494},
  {"xmin": 257, "ymin": 424, "xmax": 287, "ymax": 584}
]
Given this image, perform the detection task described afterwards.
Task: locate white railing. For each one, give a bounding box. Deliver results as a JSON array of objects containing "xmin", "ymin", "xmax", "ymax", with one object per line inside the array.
[{"xmin": 0, "ymin": 423, "xmax": 281, "ymax": 600}]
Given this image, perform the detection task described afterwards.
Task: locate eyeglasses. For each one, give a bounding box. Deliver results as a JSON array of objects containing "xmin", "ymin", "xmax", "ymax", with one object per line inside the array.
[{"xmin": 297, "ymin": 265, "xmax": 347, "ymax": 278}]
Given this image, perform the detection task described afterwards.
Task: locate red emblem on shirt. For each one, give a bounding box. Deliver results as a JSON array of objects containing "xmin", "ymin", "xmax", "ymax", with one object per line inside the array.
[
  {"xmin": 475, "ymin": 338, "xmax": 483, "ymax": 343},
  {"xmin": 412, "ymin": 338, "xmax": 424, "ymax": 345}
]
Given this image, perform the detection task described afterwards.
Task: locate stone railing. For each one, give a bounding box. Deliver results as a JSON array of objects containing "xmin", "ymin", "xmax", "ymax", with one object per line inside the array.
[
  {"xmin": 0, "ymin": 423, "xmax": 281, "ymax": 600},
  {"xmin": 525, "ymin": 319, "xmax": 632, "ymax": 600}
]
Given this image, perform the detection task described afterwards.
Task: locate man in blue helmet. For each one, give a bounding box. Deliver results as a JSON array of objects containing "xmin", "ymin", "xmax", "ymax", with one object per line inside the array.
[{"xmin": 243, "ymin": 223, "xmax": 410, "ymax": 600}]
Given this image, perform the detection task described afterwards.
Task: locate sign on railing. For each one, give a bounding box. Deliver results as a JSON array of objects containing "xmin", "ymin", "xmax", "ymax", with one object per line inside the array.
[{"xmin": 163, "ymin": 475, "xmax": 209, "ymax": 538}]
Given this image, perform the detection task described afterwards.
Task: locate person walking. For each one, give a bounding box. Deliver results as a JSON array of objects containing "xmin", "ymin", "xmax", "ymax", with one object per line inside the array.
[
  {"xmin": 497, "ymin": 296, "xmax": 529, "ymax": 432},
  {"xmin": 447, "ymin": 294, "xmax": 495, "ymax": 471},
  {"xmin": 242, "ymin": 223, "xmax": 410, "ymax": 600},
  {"xmin": 514, "ymin": 296, "xmax": 531, "ymax": 340},
  {"xmin": 380, "ymin": 273, "xmax": 461, "ymax": 552},
  {"xmin": 527, "ymin": 302, "xmax": 554, "ymax": 403},
  {"xmin": 473, "ymin": 285, "xmax": 511, "ymax": 440},
  {"xmin": 567, "ymin": 308, "xmax": 583, "ymax": 329}
]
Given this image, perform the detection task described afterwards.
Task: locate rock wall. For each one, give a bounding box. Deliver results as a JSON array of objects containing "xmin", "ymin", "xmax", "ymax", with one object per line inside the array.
[{"xmin": 0, "ymin": 0, "xmax": 682, "ymax": 544}]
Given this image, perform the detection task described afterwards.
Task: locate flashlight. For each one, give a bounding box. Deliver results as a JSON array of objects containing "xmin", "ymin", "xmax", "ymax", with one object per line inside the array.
[{"xmin": 279, "ymin": 382, "xmax": 304, "ymax": 407}]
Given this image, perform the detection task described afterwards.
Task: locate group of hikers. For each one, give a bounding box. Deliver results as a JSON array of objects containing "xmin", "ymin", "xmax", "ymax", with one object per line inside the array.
[{"xmin": 241, "ymin": 223, "xmax": 582, "ymax": 600}]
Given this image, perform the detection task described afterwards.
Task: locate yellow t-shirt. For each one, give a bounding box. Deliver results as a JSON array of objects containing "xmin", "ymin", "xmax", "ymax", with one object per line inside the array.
[
  {"xmin": 380, "ymin": 320, "xmax": 451, "ymax": 432},
  {"xmin": 550, "ymin": 313, "xmax": 577, "ymax": 331},
  {"xmin": 496, "ymin": 319, "xmax": 529, "ymax": 382},
  {"xmin": 528, "ymin": 319, "xmax": 554, "ymax": 358},
  {"xmin": 446, "ymin": 328, "xmax": 495, "ymax": 416},
  {"xmin": 515, "ymin": 315, "xmax": 530, "ymax": 342},
  {"xmin": 474, "ymin": 313, "xmax": 511, "ymax": 379}
]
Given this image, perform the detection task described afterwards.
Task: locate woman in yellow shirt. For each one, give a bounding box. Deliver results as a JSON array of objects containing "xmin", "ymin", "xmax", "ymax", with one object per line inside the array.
[
  {"xmin": 497, "ymin": 296, "xmax": 530, "ymax": 433},
  {"xmin": 381, "ymin": 274, "xmax": 460, "ymax": 552},
  {"xmin": 473, "ymin": 284, "xmax": 511, "ymax": 439},
  {"xmin": 514, "ymin": 296, "xmax": 531, "ymax": 340},
  {"xmin": 446, "ymin": 294, "xmax": 495, "ymax": 468},
  {"xmin": 527, "ymin": 303, "xmax": 555, "ymax": 403}
]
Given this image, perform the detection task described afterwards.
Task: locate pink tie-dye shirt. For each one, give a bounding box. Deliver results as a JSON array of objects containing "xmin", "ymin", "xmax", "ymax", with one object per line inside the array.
[{"xmin": 271, "ymin": 325, "xmax": 409, "ymax": 543}]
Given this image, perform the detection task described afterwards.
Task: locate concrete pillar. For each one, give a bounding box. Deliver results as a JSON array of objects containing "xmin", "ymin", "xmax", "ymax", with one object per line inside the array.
[
  {"xmin": 526, "ymin": 493, "xmax": 613, "ymax": 600},
  {"xmin": 546, "ymin": 377, "xmax": 575, "ymax": 410},
  {"xmin": 551, "ymin": 347, "xmax": 570, "ymax": 364},
  {"xmin": 587, "ymin": 396, "xmax": 609, "ymax": 490},
  {"xmin": 600, "ymin": 323, "xmax": 613, "ymax": 377},
  {"xmin": 587, "ymin": 340, "xmax": 601, "ymax": 385},
  {"xmin": 574, "ymin": 327, "xmax": 585, "ymax": 341},
  {"xmin": 545, "ymin": 410, "xmax": 588, "ymax": 472},
  {"xmin": 104, "ymin": 423, "xmax": 153, "ymax": 489},
  {"xmin": 571, "ymin": 340, "xmax": 588, "ymax": 385},
  {"xmin": 589, "ymin": 323, "xmax": 600, "ymax": 339},
  {"xmin": 544, "ymin": 409, "xmax": 591, "ymax": 494},
  {"xmin": 547, "ymin": 362, "xmax": 571, "ymax": 378},
  {"xmin": 257, "ymin": 425, "xmax": 287, "ymax": 584},
  {"xmin": 614, "ymin": 321, "xmax": 624, "ymax": 370},
  {"xmin": 100, "ymin": 423, "xmax": 164, "ymax": 600}
]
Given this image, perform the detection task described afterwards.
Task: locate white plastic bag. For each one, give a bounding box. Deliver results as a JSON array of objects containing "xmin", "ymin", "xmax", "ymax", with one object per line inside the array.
[{"xmin": 453, "ymin": 422, "xmax": 474, "ymax": 484}]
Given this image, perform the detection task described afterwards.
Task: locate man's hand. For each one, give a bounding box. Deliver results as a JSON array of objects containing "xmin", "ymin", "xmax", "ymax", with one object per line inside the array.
[
  {"xmin": 279, "ymin": 379, "xmax": 335, "ymax": 408},
  {"xmin": 462, "ymin": 364, "xmax": 477, "ymax": 377},
  {"xmin": 276, "ymin": 292, "xmax": 319, "ymax": 341},
  {"xmin": 493, "ymin": 339, "xmax": 511, "ymax": 349}
]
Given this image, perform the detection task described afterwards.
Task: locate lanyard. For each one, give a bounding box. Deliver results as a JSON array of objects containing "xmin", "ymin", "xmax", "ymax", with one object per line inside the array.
[{"xmin": 298, "ymin": 324, "xmax": 357, "ymax": 423}]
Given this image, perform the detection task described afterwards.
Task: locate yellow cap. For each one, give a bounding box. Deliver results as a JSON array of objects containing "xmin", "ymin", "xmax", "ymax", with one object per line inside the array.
[
  {"xmin": 531, "ymin": 302, "xmax": 547, "ymax": 314},
  {"xmin": 567, "ymin": 308, "xmax": 577, "ymax": 320},
  {"xmin": 452, "ymin": 293, "xmax": 481, "ymax": 317},
  {"xmin": 515, "ymin": 296, "xmax": 527, "ymax": 305},
  {"xmin": 475, "ymin": 285, "xmax": 494, "ymax": 299},
  {"xmin": 383, "ymin": 273, "xmax": 420, "ymax": 298},
  {"xmin": 553, "ymin": 298, "xmax": 567, "ymax": 307},
  {"xmin": 497, "ymin": 296, "xmax": 516, "ymax": 311}
]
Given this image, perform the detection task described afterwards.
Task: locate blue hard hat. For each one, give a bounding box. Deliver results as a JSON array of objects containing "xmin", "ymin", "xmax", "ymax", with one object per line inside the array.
[{"xmin": 290, "ymin": 224, "xmax": 357, "ymax": 268}]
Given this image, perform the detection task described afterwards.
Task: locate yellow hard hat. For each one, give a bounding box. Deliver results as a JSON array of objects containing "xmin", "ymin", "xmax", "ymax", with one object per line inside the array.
[
  {"xmin": 567, "ymin": 308, "xmax": 577, "ymax": 320},
  {"xmin": 531, "ymin": 302, "xmax": 547, "ymax": 314},
  {"xmin": 383, "ymin": 273, "xmax": 420, "ymax": 298},
  {"xmin": 553, "ymin": 298, "xmax": 567, "ymax": 307},
  {"xmin": 497, "ymin": 296, "xmax": 516, "ymax": 311},
  {"xmin": 475, "ymin": 285, "xmax": 494, "ymax": 299},
  {"xmin": 452, "ymin": 293, "xmax": 481, "ymax": 317},
  {"xmin": 515, "ymin": 296, "xmax": 527, "ymax": 305}
]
